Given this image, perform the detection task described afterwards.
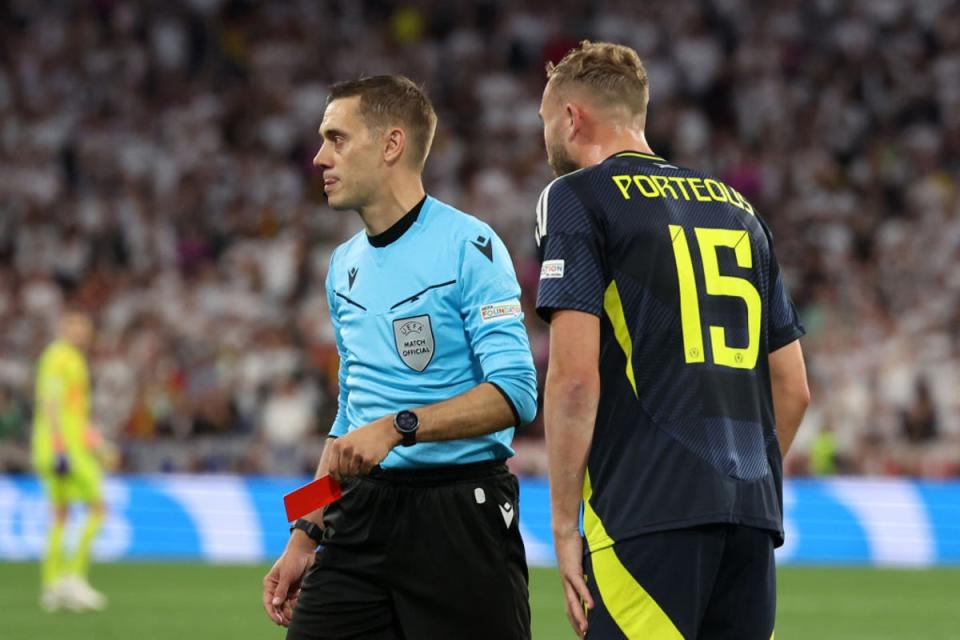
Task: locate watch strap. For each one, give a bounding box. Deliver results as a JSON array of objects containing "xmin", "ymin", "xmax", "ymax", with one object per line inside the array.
[{"xmin": 290, "ymin": 518, "xmax": 323, "ymax": 545}]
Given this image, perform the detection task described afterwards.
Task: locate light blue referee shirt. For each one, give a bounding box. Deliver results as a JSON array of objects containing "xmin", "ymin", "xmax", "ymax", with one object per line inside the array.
[{"xmin": 325, "ymin": 195, "xmax": 538, "ymax": 468}]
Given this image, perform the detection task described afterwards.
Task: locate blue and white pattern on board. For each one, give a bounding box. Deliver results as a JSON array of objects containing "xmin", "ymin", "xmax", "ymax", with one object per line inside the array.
[{"xmin": 0, "ymin": 475, "xmax": 957, "ymax": 566}]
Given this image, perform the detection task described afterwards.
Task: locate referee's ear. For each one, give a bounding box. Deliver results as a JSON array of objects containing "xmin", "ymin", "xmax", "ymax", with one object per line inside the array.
[{"xmin": 383, "ymin": 127, "xmax": 408, "ymax": 167}]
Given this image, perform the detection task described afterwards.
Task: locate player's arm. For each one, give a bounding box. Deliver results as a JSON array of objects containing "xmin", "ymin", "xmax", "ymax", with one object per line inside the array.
[
  {"xmin": 535, "ymin": 177, "xmax": 605, "ymax": 636},
  {"xmin": 770, "ymin": 339, "xmax": 809, "ymax": 456},
  {"xmin": 762, "ymin": 219, "xmax": 809, "ymax": 457},
  {"xmin": 37, "ymin": 356, "xmax": 73, "ymax": 471},
  {"xmin": 544, "ymin": 308, "xmax": 599, "ymax": 542}
]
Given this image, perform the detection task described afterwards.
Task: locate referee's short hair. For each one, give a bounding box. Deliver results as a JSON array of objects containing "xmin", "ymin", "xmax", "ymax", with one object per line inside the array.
[
  {"xmin": 546, "ymin": 41, "xmax": 650, "ymax": 128},
  {"xmin": 328, "ymin": 75, "xmax": 438, "ymax": 170}
]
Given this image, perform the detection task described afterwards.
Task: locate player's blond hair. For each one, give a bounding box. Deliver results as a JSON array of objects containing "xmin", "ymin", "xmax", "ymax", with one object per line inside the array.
[{"xmin": 546, "ymin": 41, "xmax": 649, "ymax": 127}]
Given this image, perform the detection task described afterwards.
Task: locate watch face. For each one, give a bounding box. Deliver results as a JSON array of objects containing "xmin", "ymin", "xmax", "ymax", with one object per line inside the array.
[{"xmin": 395, "ymin": 411, "xmax": 418, "ymax": 432}]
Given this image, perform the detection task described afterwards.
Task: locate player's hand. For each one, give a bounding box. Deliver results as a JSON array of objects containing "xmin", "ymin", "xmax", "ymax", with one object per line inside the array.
[
  {"xmin": 95, "ymin": 439, "xmax": 122, "ymax": 472},
  {"xmin": 262, "ymin": 532, "xmax": 316, "ymax": 627},
  {"xmin": 324, "ymin": 417, "xmax": 401, "ymax": 481},
  {"xmin": 54, "ymin": 453, "xmax": 70, "ymax": 476},
  {"xmin": 554, "ymin": 529, "xmax": 593, "ymax": 638}
]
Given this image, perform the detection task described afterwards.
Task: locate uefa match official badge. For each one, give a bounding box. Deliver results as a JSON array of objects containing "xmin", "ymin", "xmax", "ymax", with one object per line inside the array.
[{"xmin": 393, "ymin": 314, "xmax": 435, "ymax": 372}]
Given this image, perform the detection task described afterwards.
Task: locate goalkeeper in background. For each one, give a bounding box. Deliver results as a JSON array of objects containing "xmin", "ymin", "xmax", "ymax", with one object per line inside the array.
[{"xmin": 32, "ymin": 310, "xmax": 115, "ymax": 612}]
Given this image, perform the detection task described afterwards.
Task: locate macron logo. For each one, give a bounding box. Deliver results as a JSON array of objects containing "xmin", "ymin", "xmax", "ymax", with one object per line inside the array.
[
  {"xmin": 471, "ymin": 236, "xmax": 493, "ymax": 262},
  {"xmin": 499, "ymin": 501, "xmax": 515, "ymax": 528}
]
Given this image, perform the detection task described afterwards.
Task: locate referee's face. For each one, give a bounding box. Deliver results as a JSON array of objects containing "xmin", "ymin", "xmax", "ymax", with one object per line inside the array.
[{"xmin": 314, "ymin": 97, "xmax": 382, "ymax": 211}]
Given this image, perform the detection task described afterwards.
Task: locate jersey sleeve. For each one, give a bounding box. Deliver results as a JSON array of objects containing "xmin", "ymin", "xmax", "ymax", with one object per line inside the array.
[
  {"xmin": 459, "ymin": 227, "xmax": 538, "ymax": 426},
  {"xmin": 36, "ymin": 353, "xmax": 67, "ymax": 405},
  {"xmin": 325, "ymin": 253, "xmax": 351, "ymax": 438},
  {"xmin": 36, "ymin": 348, "xmax": 88, "ymax": 455},
  {"xmin": 534, "ymin": 177, "xmax": 605, "ymax": 322},
  {"xmin": 762, "ymin": 223, "xmax": 805, "ymax": 352}
]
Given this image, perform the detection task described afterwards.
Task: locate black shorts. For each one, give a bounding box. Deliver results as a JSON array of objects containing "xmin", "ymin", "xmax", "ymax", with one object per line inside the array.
[
  {"xmin": 287, "ymin": 461, "xmax": 530, "ymax": 640},
  {"xmin": 584, "ymin": 524, "xmax": 776, "ymax": 640}
]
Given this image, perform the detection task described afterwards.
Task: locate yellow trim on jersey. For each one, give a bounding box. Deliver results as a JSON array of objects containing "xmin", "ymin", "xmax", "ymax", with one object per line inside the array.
[
  {"xmin": 583, "ymin": 471, "xmax": 683, "ymax": 639},
  {"xmin": 602, "ymin": 281, "xmax": 638, "ymax": 397},
  {"xmin": 583, "ymin": 470, "xmax": 615, "ymax": 552},
  {"xmin": 616, "ymin": 151, "xmax": 666, "ymax": 162},
  {"xmin": 592, "ymin": 547, "xmax": 685, "ymax": 639}
]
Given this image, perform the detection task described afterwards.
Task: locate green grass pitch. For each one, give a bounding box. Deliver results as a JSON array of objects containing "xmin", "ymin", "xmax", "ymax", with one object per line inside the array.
[{"xmin": 1, "ymin": 562, "xmax": 958, "ymax": 639}]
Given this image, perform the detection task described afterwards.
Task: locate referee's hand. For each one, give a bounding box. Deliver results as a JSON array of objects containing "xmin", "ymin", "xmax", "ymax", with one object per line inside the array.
[
  {"xmin": 262, "ymin": 533, "xmax": 316, "ymax": 627},
  {"xmin": 324, "ymin": 417, "xmax": 402, "ymax": 481},
  {"xmin": 555, "ymin": 530, "xmax": 594, "ymax": 638}
]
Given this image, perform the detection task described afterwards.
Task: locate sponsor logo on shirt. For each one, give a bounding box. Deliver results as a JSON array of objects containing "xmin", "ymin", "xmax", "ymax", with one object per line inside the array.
[
  {"xmin": 540, "ymin": 260, "xmax": 565, "ymax": 279},
  {"xmin": 480, "ymin": 299, "xmax": 522, "ymax": 323}
]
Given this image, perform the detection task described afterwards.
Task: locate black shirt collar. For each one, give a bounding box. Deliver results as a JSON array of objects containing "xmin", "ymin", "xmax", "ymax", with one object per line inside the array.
[{"xmin": 366, "ymin": 196, "xmax": 427, "ymax": 248}]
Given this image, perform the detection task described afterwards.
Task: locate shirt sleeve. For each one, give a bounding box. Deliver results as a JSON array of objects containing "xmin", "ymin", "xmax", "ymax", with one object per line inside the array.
[
  {"xmin": 459, "ymin": 227, "xmax": 538, "ymax": 426},
  {"xmin": 535, "ymin": 176, "xmax": 606, "ymax": 322},
  {"xmin": 36, "ymin": 353, "xmax": 67, "ymax": 404},
  {"xmin": 325, "ymin": 253, "xmax": 351, "ymax": 438},
  {"xmin": 762, "ymin": 222, "xmax": 805, "ymax": 352}
]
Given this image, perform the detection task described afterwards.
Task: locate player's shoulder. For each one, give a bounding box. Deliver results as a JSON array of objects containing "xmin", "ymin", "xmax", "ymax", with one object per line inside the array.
[
  {"xmin": 535, "ymin": 167, "xmax": 598, "ymax": 246},
  {"xmin": 39, "ymin": 340, "xmax": 78, "ymax": 371},
  {"xmin": 536, "ymin": 166, "xmax": 593, "ymax": 210}
]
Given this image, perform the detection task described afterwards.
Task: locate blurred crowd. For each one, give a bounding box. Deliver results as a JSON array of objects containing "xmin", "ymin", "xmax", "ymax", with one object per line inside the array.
[{"xmin": 1, "ymin": 0, "xmax": 959, "ymax": 477}]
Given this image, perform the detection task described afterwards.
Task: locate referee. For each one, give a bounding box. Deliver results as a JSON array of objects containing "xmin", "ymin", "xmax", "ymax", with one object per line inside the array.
[
  {"xmin": 261, "ymin": 75, "xmax": 538, "ymax": 640},
  {"xmin": 535, "ymin": 43, "xmax": 810, "ymax": 639}
]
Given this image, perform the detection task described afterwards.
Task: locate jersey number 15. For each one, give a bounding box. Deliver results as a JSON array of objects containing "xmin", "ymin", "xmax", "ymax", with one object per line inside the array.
[{"xmin": 668, "ymin": 225, "xmax": 761, "ymax": 370}]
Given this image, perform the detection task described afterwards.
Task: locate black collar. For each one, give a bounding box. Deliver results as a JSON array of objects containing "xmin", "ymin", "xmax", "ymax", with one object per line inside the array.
[{"xmin": 367, "ymin": 196, "xmax": 427, "ymax": 248}]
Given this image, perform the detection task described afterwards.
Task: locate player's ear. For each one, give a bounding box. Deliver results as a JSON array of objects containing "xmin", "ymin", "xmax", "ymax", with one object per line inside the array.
[
  {"xmin": 383, "ymin": 127, "xmax": 406, "ymax": 166},
  {"xmin": 565, "ymin": 103, "xmax": 584, "ymax": 141}
]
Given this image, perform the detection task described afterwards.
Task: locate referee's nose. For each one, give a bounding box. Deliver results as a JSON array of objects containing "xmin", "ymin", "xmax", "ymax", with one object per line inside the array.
[{"xmin": 313, "ymin": 146, "xmax": 332, "ymax": 171}]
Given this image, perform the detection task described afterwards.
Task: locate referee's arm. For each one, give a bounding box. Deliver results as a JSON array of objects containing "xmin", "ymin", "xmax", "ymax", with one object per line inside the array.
[{"xmin": 324, "ymin": 229, "xmax": 537, "ymax": 480}]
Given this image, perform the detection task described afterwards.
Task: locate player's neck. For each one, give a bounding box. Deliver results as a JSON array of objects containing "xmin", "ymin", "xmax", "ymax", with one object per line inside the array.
[
  {"xmin": 358, "ymin": 176, "xmax": 426, "ymax": 237},
  {"xmin": 581, "ymin": 130, "xmax": 655, "ymax": 166}
]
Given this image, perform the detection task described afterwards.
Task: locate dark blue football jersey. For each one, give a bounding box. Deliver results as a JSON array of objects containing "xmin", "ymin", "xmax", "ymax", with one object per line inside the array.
[{"xmin": 536, "ymin": 151, "xmax": 804, "ymax": 550}]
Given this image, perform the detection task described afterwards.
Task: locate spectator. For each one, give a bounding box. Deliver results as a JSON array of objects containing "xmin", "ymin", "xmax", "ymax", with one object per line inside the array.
[{"xmin": 0, "ymin": 0, "xmax": 957, "ymax": 476}]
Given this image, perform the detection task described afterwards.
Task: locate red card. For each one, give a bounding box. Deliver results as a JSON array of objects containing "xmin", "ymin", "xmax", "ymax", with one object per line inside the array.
[{"xmin": 284, "ymin": 475, "xmax": 342, "ymax": 522}]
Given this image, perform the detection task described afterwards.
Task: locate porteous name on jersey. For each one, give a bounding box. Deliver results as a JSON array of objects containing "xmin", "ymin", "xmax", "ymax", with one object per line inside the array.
[{"xmin": 611, "ymin": 172, "xmax": 755, "ymax": 215}]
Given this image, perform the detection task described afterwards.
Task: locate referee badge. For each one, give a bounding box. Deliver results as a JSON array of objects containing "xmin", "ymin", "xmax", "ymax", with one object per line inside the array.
[{"xmin": 393, "ymin": 314, "xmax": 435, "ymax": 372}]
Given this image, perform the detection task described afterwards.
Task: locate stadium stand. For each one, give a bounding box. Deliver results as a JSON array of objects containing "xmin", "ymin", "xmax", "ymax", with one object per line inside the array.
[{"xmin": 1, "ymin": 0, "xmax": 958, "ymax": 477}]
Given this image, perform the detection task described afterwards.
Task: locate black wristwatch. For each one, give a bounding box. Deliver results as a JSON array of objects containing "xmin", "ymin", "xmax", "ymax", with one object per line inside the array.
[
  {"xmin": 289, "ymin": 518, "xmax": 323, "ymax": 545},
  {"xmin": 393, "ymin": 410, "xmax": 419, "ymax": 447}
]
